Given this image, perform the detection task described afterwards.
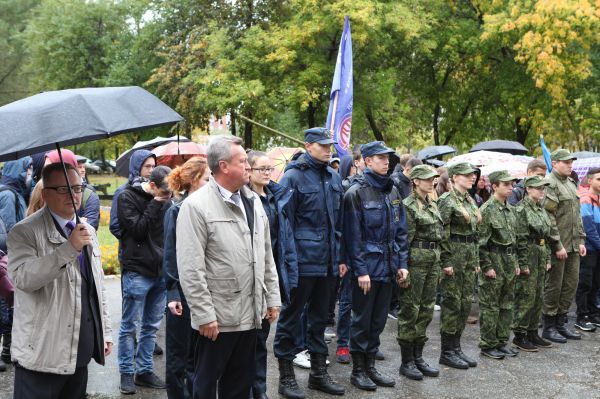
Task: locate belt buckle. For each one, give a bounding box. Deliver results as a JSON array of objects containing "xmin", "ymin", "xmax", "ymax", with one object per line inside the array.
[
  {"xmin": 506, "ymin": 247, "xmax": 513, "ymax": 255},
  {"xmin": 539, "ymin": 239, "xmax": 545, "ymax": 246},
  {"xmin": 429, "ymin": 242, "xmax": 437, "ymax": 250}
]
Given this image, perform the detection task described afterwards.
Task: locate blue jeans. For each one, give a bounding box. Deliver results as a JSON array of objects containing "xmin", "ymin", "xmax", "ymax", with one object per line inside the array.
[
  {"xmin": 336, "ymin": 272, "xmax": 352, "ymax": 349},
  {"xmin": 118, "ymin": 271, "xmax": 166, "ymax": 375}
]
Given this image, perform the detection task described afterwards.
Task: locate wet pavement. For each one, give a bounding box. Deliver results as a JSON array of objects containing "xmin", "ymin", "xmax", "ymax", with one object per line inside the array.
[{"xmin": 1, "ymin": 276, "xmax": 599, "ymax": 398}]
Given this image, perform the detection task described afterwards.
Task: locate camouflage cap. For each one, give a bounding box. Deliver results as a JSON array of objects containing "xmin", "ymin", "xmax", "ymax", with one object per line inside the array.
[
  {"xmin": 409, "ymin": 164, "xmax": 439, "ymax": 180},
  {"xmin": 523, "ymin": 175, "xmax": 550, "ymax": 188},
  {"xmin": 488, "ymin": 170, "xmax": 518, "ymax": 184},
  {"xmin": 551, "ymin": 148, "xmax": 577, "ymax": 161},
  {"xmin": 447, "ymin": 162, "xmax": 477, "ymax": 177}
]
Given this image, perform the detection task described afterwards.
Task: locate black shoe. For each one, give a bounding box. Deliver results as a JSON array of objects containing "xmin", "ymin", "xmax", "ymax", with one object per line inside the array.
[
  {"xmin": 134, "ymin": 372, "xmax": 167, "ymax": 389},
  {"xmin": 0, "ymin": 358, "xmax": 6, "ymax": 372},
  {"xmin": 438, "ymin": 334, "xmax": 469, "ymax": 369},
  {"xmin": 413, "ymin": 343, "xmax": 439, "ymax": 377},
  {"xmin": 588, "ymin": 313, "xmax": 600, "ymax": 327},
  {"xmin": 575, "ymin": 316, "xmax": 597, "ymax": 332},
  {"xmin": 497, "ymin": 345, "xmax": 518, "ymax": 357},
  {"xmin": 556, "ymin": 314, "xmax": 582, "ymax": 340},
  {"xmin": 253, "ymin": 392, "xmax": 269, "ymax": 399},
  {"xmin": 366, "ymin": 353, "xmax": 396, "ymax": 387},
  {"xmin": 278, "ymin": 359, "xmax": 305, "ymax": 399},
  {"xmin": 399, "ymin": 343, "xmax": 423, "ymax": 381},
  {"xmin": 374, "ymin": 349, "xmax": 385, "ymax": 360},
  {"xmin": 120, "ymin": 373, "xmax": 136, "ymax": 395},
  {"xmin": 542, "ymin": 314, "xmax": 567, "ymax": 343},
  {"xmin": 481, "ymin": 348, "xmax": 505, "ymax": 359},
  {"xmin": 528, "ymin": 330, "xmax": 553, "ymax": 348},
  {"xmin": 387, "ymin": 307, "xmax": 399, "ymax": 320},
  {"xmin": 512, "ymin": 332, "xmax": 538, "ymax": 352},
  {"xmin": 153, "ymin": 343, "xmax": 163, "ymax": 356},
  {"xmin": 308, "ymin": 354, "xmax": 345, "ymax": 395},
  {"xmin": 454, "ymin": 334, "xmax": 477, "ymax": 367},
  {"xmin": 350, "ymin": 353, "xmax": 377, "ymax": 391},
  {"xmin": 1, "ymin": 333, "xmax": 10, "ymax": 364}
]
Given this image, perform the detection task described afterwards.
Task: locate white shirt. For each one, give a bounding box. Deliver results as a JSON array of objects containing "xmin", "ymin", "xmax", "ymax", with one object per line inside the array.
[
  {"xmin": 48, "ymin": 209, "xmax": 77, "ymax": 238},
  {"xmin": 215, "ymin": 181, "xmax": 247, "ymax": 221}
]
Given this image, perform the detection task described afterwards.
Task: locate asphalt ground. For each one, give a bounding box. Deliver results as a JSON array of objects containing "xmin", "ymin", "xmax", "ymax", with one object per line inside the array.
[{"xmin": 0, "ymin": 277, "xmax": 599, "ymax": 399}]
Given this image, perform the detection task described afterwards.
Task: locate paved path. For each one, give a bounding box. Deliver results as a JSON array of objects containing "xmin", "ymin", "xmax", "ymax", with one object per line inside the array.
[{"xmin": 1, "ymin": 277, "xmax": 599, "ymax": 398}]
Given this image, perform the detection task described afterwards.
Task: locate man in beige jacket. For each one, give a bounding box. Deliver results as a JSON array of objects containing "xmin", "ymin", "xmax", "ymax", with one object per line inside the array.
[
  {"xmin": 177, "ymin": 135, "xmax": 281, "ymax": 399},
  {"xmin": 8, "ymin": 163, "xmax": 112, "ymax": 399}
]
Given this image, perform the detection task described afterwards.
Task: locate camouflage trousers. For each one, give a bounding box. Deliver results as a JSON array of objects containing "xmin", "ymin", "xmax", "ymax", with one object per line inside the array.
[
  {"xmin": 513, "ymin": 244, "xmax": 546, "ymax": 333},
  {"xmin": 440, "ymin": 242, "xmax": 478, "ymax": 336},
  {"xmin": 397, "ymin": 248, "xmax": 440, "ymax": 344},
  {"xmin": 544, "ymin": 252, "xmax": 580, "ymax": 316},
  {"xmin": 479, "ymin": 252, "xmax": 517, "ymax": 349}
]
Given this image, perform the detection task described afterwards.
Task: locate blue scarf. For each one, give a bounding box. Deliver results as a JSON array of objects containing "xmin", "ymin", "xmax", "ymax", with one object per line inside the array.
[{"xmin": 364, "ymin": 168, "xmax": 392, "ymax": 192}]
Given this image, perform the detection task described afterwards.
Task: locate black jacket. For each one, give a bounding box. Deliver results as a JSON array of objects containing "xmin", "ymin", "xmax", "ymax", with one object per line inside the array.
[
  {"xmin": 117, "ymin": 181, "xmax": 169, "ymax": 277},
  {"xmin": 390, "ymin": 171, "xmax": 411, "ymax": 200}
]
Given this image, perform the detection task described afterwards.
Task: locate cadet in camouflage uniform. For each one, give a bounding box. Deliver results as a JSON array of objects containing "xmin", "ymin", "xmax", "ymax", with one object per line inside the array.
[
  {"xmin": 438, "ymin": 162, "xmax": 480, "ymax": 369},
  {"xmin": 397, "ymin": 165, "xmax": 442, "ymax": 381},
  {"xmin": 478, "ymin": 170, "xmax": 519, "ymax": 359},
  {"xmin": 542, "ymin": 149, "xmax": 587, "ymax": 343},
  {"xmin": 512, "ymin": 176, "xmax": 557, "ymax": 351}
]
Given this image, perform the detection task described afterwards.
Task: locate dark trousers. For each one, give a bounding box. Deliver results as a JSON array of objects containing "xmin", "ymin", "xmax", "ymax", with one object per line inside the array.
[
  {"xmin": 327, "ymin": 277, "xmax": 340, "ymax": 325},
  {"xmin": 390, "ymin": 280, "xmax": 400, "ymax": 311},
  {"xmin": 576, "ymin": 250, "xmax": 600, "ymax": 316},
  {"xmin": 336, "ymin": 272, "xmax": 353, "ymax": 349},
  {"xmin": 274, "ymin": 276, "xmax": 334, "ymax": 360},
  {"xmin": 193, "ymin": 329, "xmax": 257, "ymax": 399},
  {"xmin": 252, "ymin": 319, "xmax": 271, "ymax": 395},
  {"xmin": 166, "ymin": 301, "xmax": 197, "ymax": 399},
  {"xmin": 349, "ymin": 280, "xmax": 392, "ymax": 354},
  {"xmin": 13, "ymin": 365, "xmax": 88, "ymax": 399}
]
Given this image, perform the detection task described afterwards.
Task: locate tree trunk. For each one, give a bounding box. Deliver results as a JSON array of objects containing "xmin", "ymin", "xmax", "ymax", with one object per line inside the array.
[
  {"xmin": 307, "ymin": 102, "xmax": 316, "ymax": 128},
  {"xmin": 515, "ymin": 116, "xmax": 530, "ymax": 144},
  {"xmin": 243, "ymin": 112, "xmax": 253, "ymax": 149},
  {"xmin": 230, "ymin": 110, "xmax": 237, "ymax": 136},
  {"xmin": 432, "ymin": 103, "xmax": 441, "ymax": 145},
  {"xmin": 365, "ymin": 107, "xmax": 384, "ymax": 141}
]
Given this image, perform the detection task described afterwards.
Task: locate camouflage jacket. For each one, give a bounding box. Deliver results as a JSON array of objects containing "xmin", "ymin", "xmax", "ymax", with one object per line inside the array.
[
  {"xmin": 438, "ymin": 188, "xmax": 480, "ymax": 268},
  {"xmin": 403, "ymin": 192, "xmax": 444, "ymax": 245},
  {"xmin": 542, "ymin": 170, "xmax": 586, "ymax": 253},
  {"xmin": 479, "ymin": 196, "xmax": 517, "ymax": 272},
  {"xmin": 515, "ymin": 196, "xmax": 556, "ymax": 270}
]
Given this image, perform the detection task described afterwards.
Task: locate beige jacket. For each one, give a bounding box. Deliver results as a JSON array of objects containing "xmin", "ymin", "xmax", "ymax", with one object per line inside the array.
[
  {"xmin": 177, "ymin": 177, "xmax": 281, "ymax": 332},
  {"xmin": 8, "ymin": 207, "xmax": 112, "ymax": 375}
]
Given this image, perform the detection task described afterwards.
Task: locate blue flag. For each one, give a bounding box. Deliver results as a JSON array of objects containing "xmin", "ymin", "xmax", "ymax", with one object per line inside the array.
[
  {"xmin": 540, "ymin": 135, "xmax": 552, "ymax": 172},
  {"xmin": 326, "ymin": 16, "xmax": 353, "ymax": 157}
]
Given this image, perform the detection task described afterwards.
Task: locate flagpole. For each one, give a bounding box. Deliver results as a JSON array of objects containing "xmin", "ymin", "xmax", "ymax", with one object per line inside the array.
[{"xmin": 329, "ymin": 91, "xmax": 339, "ymax": 132}]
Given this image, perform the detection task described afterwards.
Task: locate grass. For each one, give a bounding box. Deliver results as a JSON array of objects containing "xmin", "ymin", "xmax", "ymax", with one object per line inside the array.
[
  {"xmin": 97, "ymin": 224, "xmax": 118, "ymax": 249},
  {"xmin": 86, "ymin": 174, "xmax": 127, "ymax": 195}
]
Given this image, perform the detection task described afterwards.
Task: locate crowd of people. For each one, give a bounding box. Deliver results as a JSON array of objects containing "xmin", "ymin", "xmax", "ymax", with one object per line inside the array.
[{"xmin": 0, "ymin": 127, "xmax": 598, "ymax": 399}]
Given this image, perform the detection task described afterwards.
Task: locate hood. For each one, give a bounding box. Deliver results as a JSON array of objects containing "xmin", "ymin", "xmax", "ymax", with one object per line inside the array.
[
  {"xmin": 339, "ymin": 155, "xmax": 354, "ymax": 180},
  {"xmin": 1, "ymin": 156, "xmax": 32, "ymax": 195},
  {"xmin": 128, "ymin": 149, "xmax": 155, "ymax": 183},
  {"xmin": 31, "ymin": 152, "xmax": 47, "ymax": 182}
]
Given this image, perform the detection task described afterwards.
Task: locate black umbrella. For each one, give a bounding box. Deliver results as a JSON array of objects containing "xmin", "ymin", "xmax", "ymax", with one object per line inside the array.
[
  {"xmin": 424, "ymin": 159, "xmax": 446, "ymax": 167},
  {"xmin": 469, "ymin": 140, "xmax": 528, "ymax": 155},
  {"xmin": 416, "ymin": 145, "xmax": 456, "ymax": 160},
  {"xmin": 0, "ymin": 86, "xmax": 182, "ymax": 216},
  {"xmin": 387, "ymin": 152, "xmax": 400, "ymax": 177},
  {"xmin": 115, "ymin": 135, "xmax": 191, "ymax": 177}
]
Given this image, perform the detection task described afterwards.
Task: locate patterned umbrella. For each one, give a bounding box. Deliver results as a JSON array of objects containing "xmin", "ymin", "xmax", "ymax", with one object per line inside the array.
[
  {"xmin": 573, "ymin": 157, "xmax": 600, "ymax": 182},
  {"xmin": 449, "ymin": 151, "xmax": 534, "ymax": 178},
  {"xmin": 152, "ymin": 141, "xmax": 207, "ymax": 169},
  {"xmin": 267, "ymin": 147, "xmax": 303, "ymax": 182}
]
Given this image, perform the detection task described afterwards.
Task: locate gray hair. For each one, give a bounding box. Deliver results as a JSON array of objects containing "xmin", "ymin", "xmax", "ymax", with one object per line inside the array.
[{"xmin": 207, "ymin": 135, "xmax": 244, "ymax": 173}]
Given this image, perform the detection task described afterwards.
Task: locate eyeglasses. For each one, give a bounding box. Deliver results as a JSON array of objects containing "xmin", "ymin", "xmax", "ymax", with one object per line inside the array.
[
  {"xmin": 44, "ymin": 185, "xmax": 85, "ymax": 194},
  {"xmin": 252, "ymin": 167, "xmax": 274, "ymax": 174}
]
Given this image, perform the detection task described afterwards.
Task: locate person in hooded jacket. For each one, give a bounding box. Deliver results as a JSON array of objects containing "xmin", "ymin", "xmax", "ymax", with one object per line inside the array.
[
  {"xmin": 163, "ymin": 157, "xmax": 211, "ymax": 399},
  {"xmin": 247, "ymin": 151, "xmax": 298, "ymax": 399},
  {"xmin": 343, "ymin": 141, "xmax": 409, "ymax": 391},
  {"xmin": 117, "ymin": 163, "xmax": 172, "ymax": 394},
  {"xmin": 274, "ymin": 127, "xmax": 345, "ymax": 398}
]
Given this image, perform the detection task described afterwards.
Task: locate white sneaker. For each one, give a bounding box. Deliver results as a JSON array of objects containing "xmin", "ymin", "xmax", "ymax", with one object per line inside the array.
[
  {"xmin": 324, "ymin": 326, "xmax": 336, "ymax": 339},
  {"xmin": 293, "ymin": 350, "xmax": 311, "ymax": 369},
  {"xmin": 434, "ymin": 304, "xmax": 441, "ymax": 311}
]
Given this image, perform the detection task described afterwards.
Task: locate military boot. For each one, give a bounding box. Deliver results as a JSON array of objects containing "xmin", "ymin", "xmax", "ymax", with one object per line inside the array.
[
  {"xmin": 439, "ymin": 334, "xmax": 468, "ymax": 369},
  {"xmin": 556, "ymin": 314, "xmax": 581, "ymax": 340},
  {"xmin": 366, "ymin": 353, "xmax": 396, "ymax": 387},
  {"xmin": 1, "ymin": 333, "xmax": 10, "ymax": 363},
  {"xmin": 542, "ymin": 314, "xmax": 566, "ymax": 343},
  {"xmin": 350, "ymin": 353, "xmax": 376, "ymax": 391},
  {"xmin": 512, "ymin": 332, "xmax": 538, "ymax": 352},
  {"xmin": 308, "ymin": 354, "xmax": 345, "ymax": 396},
  {"xmin": 399, "ymin": 343, "xmax": 423, "ymax": 380},
  {"xmin": 278, "ymin": 358, "xmax": 305, "ymax": 399},
  {"xmin": 528, "ymin": 330, "xmax": 552, "ymax": 348},
  {"xmin": 454, "ymin": 334, "xmax": 477, "ymax": 367},
  {"xmin": 0, "ymin": 357, "xmax": 6, "ymax": 372},
  {"xmin": 413, "ymin": 343, "xmax": 439, "ymax": 377}
]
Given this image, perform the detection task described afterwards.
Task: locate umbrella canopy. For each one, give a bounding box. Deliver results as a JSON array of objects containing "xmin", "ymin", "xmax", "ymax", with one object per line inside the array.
[
  {"xmin": 153, "ymin": 141, "xmax": 207, "ymax": 169},
  {"xmin": 449, "ymin": 150, "xmax": 516, "ymax": 167},
  {"xmin": 0, "ymin": 86, "xmax": 183, "ymax": 162},
  {"xmin": 416, "ymin": 145, "xmax": 456, "ymax": 160},
  {"xmin": 267, "ymin": 147, "xmax": 303, "ymax": 182},
  {"xmin": 469, "ymin": 140, "xmax": 528, "ymax": 155},
  {"xmin": 572, "ymin": 151, "xmax": 600, "ymax": 159},
  {"xmin": 115, "ymin": 135, "xmax": 191, "ymax": 177},
  {"xmin": 573, "ymin": 157, "xmax": 600, "ymax": 182},
  {"xmin": 449, "ymin": 150, "xmax": 534, "ymax": 178},
  {"xmin": 424, "ymin": 159, "xmax": 446, "ymax": 167}
]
